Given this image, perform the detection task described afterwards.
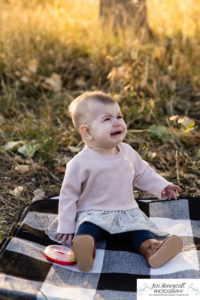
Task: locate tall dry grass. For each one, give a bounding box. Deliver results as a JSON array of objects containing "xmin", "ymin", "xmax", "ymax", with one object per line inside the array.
[
  {"xmin": 148, "ymin": 0, "xmax": 200, "ymax": 37},
  {"xmin": 1, "ymin": 0, "xmax": 200, "ymax": 80},
  {"xmin": 0, "ymin": 0, "xmax": 200, "ymax": 239},
  {"xmin": 0, "ymin": 0, "xmax": 200, "ymax": 157},
  {"xmin": 0, "ymin": 0, "xmax": 199, "ymax": 141}
]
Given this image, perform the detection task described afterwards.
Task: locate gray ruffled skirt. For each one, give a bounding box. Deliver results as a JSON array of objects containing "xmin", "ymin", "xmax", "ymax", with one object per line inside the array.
[{"xmin": 46, "ymin": 208, "xmax": 168, "ymax": 243}]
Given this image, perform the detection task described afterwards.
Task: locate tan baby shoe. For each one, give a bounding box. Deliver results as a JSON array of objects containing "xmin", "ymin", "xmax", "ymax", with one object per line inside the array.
[
  {"xmin": 139, "ymin": 235, "xmax": 183, "ymax": 268},
  {"xmin": 73, "ymin": 234, "xmax": 96, "ymax": 272}
]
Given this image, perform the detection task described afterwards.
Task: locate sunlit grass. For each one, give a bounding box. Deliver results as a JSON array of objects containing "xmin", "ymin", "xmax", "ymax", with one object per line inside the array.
[
  {"xmin": 0, "ymin": 0, "xmax": 98, "ymax": 72},
  {"xmin": 1, "ymin": 0, "xmax": 200, "ymax": 62},
  {"xmin": 148, "ymin": 0, "xmax": 200, "ymax": 37},
  {"xmin": 0, "ymin": 0, "xmax": 199, "ymax": 78},
  {"xmin": 0, "ymin": 0, "xmax": 199, "ymax": 165},
  {"xmin": 0, "ymin": 0, "xmax": 200, "ymax": 130},
  {"xmin": 0, "ymin": 0, "xmax": 199, "ymax": 117}
]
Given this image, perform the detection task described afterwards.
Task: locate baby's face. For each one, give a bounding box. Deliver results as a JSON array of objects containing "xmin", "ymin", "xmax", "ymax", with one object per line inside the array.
[{"xmin": 85, "ymin": 101, "xmax": 127, "ymax": 154}]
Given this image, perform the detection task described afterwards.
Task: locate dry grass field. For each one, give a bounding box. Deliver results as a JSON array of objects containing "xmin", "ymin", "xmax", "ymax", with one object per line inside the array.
[{"xmin": 0, "ymin": 0, "xmax": 200, "ymax": 240}]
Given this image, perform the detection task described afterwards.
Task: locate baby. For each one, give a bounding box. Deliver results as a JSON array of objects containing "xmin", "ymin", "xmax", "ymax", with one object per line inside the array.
[{"xmin": 53, "ymin": 91, "xmax": 182, "ymax": 272}]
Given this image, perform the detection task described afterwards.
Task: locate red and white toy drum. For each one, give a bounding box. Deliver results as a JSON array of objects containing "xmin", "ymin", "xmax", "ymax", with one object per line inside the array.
[{"xmin": 43, "ymin": 245, "xmax": 76, "ymax": 265}]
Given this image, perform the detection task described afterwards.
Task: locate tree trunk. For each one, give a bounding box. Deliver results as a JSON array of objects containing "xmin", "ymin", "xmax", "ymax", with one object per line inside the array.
[{"xmin": 100, "ymin": 0, "xmax": 153, "ymax": 38}]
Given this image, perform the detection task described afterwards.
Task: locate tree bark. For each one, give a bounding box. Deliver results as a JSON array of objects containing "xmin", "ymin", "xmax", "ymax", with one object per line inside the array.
[{"xmin": 100, "ymin": 0, "xmax": 153, "ymax": 38}]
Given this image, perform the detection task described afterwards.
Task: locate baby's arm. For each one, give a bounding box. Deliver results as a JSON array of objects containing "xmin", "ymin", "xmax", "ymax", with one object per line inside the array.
[{"xmin": 56, "ymin": 157, "xmax": 86, "ymax": 242}]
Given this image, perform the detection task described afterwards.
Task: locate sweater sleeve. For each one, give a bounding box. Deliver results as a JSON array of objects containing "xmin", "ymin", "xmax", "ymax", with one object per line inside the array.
[
  {"xmin": 132, "ymin": 149, "xmax": 171, "ymax": 199},
  {"xmin": 57, "ymin": 158, "xmax": 87, "ymax": 234}
]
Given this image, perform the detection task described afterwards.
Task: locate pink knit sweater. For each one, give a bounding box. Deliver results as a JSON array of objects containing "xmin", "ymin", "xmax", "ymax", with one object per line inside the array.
[{"xmin": 57, "ymin": 143, "xmax": 171, "ymax": 233}]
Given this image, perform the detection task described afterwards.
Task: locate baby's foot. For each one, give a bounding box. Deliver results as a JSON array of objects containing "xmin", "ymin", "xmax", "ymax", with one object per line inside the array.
[
  {"xmin": 139, "ymin": 235, "xmax": 183, "ymax": 268},
  {"xmin": 73, "ymin": 234, "xmax": 96, "ymax": 272}
]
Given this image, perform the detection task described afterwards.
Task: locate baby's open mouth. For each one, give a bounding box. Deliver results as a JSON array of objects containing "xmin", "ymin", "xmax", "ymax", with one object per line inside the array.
[{"xmin": 110, "ymin": 131, "xmax": 122, "ymax": 136}]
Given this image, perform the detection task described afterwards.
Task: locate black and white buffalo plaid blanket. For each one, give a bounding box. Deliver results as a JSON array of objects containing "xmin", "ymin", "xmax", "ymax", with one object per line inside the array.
[{"xmin": 0, "ymin": 196, "xmax": 200, "ymax": 299}]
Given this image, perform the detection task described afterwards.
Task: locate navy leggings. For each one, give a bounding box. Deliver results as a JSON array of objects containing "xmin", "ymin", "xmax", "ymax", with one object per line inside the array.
[{"xmin": 76, "ymin": 221, "xmax": 155, "ymax": 252}]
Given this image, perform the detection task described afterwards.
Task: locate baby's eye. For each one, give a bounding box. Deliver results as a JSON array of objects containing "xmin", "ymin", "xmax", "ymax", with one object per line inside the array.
[
  {"xmin": 117, "ymin": 115, "xmax": 123, "ymax": 119},
  {"xmin": 104, "ymin": 117, "xmax": 111, "ymax": 121}
]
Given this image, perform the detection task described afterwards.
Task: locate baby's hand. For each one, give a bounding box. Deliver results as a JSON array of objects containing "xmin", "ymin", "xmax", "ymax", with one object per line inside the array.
[
  {"xmin": 56, "ymin": 233, "xmax": 74, "ymax": 245},
  {"xmin": 161, "ymin": 184, "xmax": 182, "ymax": 200}
]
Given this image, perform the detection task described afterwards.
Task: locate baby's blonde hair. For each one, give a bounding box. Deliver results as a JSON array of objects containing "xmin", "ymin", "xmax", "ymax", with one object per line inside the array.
[{"xmin": 68, "ymin": 91, "xmax": 116, "ymax": 131}]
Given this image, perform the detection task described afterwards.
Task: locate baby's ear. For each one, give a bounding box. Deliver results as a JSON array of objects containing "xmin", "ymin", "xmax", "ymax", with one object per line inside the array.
[{"xmin": 79, "ymin": 125, "xmax": 92, "ymax": 140}]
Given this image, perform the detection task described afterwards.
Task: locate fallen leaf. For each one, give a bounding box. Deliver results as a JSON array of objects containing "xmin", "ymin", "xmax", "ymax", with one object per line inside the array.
[
  {"xmin": 154, "ymin": 46, "xmax": 164, "ymax": 60},
  {"xmin": 17, "ymin": 143, "xmax": 41, "ymax": 158},
  {"xmin": 63, "ymin": 156, "xmax": 72, "ymax": 164},
  {"xmin": 0, "ymin": 115, "xmax": 5, "ymax": 125},
  {"xmin": 56, "ymin": 166, "xmax": 66, "ymax": 173},
  {"xmin": 32, "ymin": 188, "xmax": 45, "ymax": 201},
  {"xmin": 130, "ymin": 50, "xmax": 138, "ymax": 60},
  {"xmin": 75, "ymin": 77, "xmax": 87, "ymax": 88},
  {"xmin": 32, "ymin": 162, "xmax": 41, "ymax": 170},
  {"xmin": 68, "ymin": 146, "xmax": 81, "ymax": 153},
  {"xmin": 149, "ymin": 125, "xmax": 170, "ymax": 142},
  {"xmin": 3, "ymin": 141, "xmax": 23, "ymax": 151},
  {"xmin": 9, "ymin": 186, "xmax": 24, "ymax": 198},
  {"xmin": 108, "ymin": 65, "xmax": 129, "ymax": 82},
  {"xmin": 27, "ymin": 59, "xmax": 39, "ymax": 74},
  {"xmin": 44, "ymin": 73, "xmax": 62, "ymax": 92},
  {"xmin": 178, "ymin": 116, "xmax": 195, "ymax": 128},
  {"xmin": 2, "ymin": 125, "xmax": 12, "ymax": 132},
  {"xmin": 147, "ymin": 151, "xmax": 157, "ymax": 159},
  {"xmin": 105, "ymin": 55, "xmax": 114, "ymax": 62},
  {"xmin": 25, "ymin": 160, "xmax": 40, "ymax": 169},
  {"xmin": 15, "ymin": 165, "xmax": 30, "ymax": 173},
  {"xmin": 169, "ymin": 115, "xmax": 179, "ymax": 122},
  {"xmin": 21, "ymin": 75, "xmax": 30, "ymax": 83},
  {"xmin": 161, "ymin": 75, "xmax": 176, "ymax": 91},
  {"xmin": 170, "ymin": 115, "xmax": 195, "ymax": 132}
]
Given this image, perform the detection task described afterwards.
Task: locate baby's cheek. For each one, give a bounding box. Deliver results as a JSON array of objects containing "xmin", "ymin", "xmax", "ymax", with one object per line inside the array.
[{"xmin": 103, "ymin": 126, "xmax": 112, "ymax": 134}]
